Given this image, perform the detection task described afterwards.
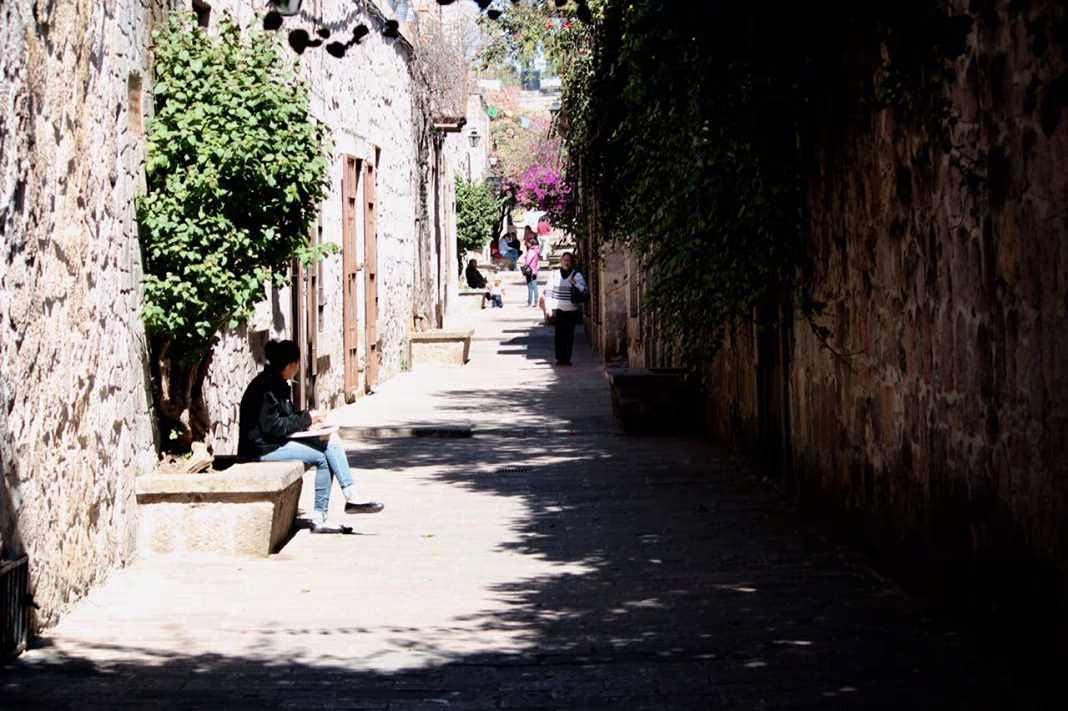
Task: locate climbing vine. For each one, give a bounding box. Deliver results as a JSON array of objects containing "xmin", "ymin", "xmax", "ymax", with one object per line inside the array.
[{"xmin": 540, "ymin": 0, "xmax": 978, "ymax": 368}]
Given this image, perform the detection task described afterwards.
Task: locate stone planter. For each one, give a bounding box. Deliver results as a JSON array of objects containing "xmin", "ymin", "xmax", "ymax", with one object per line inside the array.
[
  {"xmin": 135, "ymin": 461, "xmax": 304, "ymax": 557},
  {"xmin": 410, "ymin": 329, "xmax": 473, "ymax": 367},
  {"xmin": 606, "ymin": 367, "xmax": 696, "ymax": 433}
]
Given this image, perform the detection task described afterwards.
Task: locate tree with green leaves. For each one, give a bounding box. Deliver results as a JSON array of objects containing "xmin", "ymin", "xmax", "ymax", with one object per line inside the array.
[
  {"xmin": 138, "ymin": 14, "xmax": 331, "ymax": 454},
  {"xmin": 456, "ymin": 178, "xmax": 504, "ymax": 271}
]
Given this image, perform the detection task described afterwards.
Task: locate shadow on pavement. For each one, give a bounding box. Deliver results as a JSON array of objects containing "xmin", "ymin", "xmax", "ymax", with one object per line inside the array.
[{"xmin": 1, "ymin": 321, "xmax": 1042, "ymax": 710}]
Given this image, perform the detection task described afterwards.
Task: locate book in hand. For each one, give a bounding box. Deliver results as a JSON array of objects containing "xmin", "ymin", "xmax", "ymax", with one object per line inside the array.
[{"xmin": 288, "ymin": 424, "xmax": 338, "ymax": 440}]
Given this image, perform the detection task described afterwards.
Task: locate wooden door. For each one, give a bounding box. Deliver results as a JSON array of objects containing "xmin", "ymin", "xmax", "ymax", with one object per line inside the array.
[
  {"xmin": 363, "ymin": 156, "xmax": 380, "ymax": 391},
  {"xmin": 342, "ymin": 156, "xmax": 360, "ymax": 398},
  {"xmin": 289, "ymin": 217, "xmax": 320, "ymax": 410}
]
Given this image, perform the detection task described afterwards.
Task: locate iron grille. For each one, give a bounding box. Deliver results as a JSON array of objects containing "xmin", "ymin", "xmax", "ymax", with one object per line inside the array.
[{"xmin": 0, "ymin": 556, "xmax": 29, "ymax": 658}]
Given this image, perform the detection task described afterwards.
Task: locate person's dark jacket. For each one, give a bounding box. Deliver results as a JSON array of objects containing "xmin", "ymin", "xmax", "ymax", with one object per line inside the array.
[
  {"xmin": 465, "ymin": 264, "xmax": 487, "ymax": 289},
  {"xmin": 238, "ymin": 368, "xmax": 312, "ymax": 459}
]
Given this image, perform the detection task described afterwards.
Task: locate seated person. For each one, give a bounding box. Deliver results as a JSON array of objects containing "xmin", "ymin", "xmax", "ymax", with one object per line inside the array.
[
  {"xmin": 239, "ymin": 339, "xmax": 383, "ymax": 534},
  {"xmin": 465, "ymin": 258, "xmax": 487, "ymax": 289},
  {"xmin": 489, "ymin": 276, "xmax": 505, "ymax": 308},
  {"xmin": 499, "ymin": 228, "xmax": 520, "ymax": 268}
]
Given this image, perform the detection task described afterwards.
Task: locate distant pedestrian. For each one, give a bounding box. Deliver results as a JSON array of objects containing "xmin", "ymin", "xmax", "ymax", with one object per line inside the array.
[
  {"xmin": 239, "ymin": 339, "xmax": 383, "ymax": 534},
  {"xmin": 499, "ymin": 227, "xmax": 520, "ymax": 269},
  {"xmin": 540, "ymin": 252, "xmax": 587, "ymax": 366},
  {"xmin": 489, "ymin": 276, "xmax": 505, "ymax": 308},
  {"xmin": 520, "ymin": 227, "xmax": 541, "ymax": 308}
]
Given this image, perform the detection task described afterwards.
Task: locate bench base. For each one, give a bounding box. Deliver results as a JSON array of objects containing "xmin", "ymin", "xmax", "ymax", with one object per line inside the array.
[
  {"xmin": 135, "ymin": 461, "xmax": 304, "ymax": 557},
  {"xmin": 410, "ymin": 329, "xmax": 473, "ymax": 366},
  {"xmin": 606, "ymin": 368, "xmax": 696, "ymax": 433}
]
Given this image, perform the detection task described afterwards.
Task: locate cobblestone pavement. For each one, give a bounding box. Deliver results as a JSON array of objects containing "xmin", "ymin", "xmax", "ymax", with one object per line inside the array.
[{"xmin": 0, "ymin": 274, "xmax": 1036, "ymax": 709}]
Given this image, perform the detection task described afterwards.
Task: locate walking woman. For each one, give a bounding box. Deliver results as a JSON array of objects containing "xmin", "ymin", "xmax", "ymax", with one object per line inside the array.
[
  {"xmin": 238, "ymin": 340, "xmax": 383, "ymax": 534},
  {"xmin": 540, "ymin": 252, "xmax": 587, "ymax": 366},
  {"xmin": 520, "ymin": 226, "xmax": 542, "ymax": 307}
]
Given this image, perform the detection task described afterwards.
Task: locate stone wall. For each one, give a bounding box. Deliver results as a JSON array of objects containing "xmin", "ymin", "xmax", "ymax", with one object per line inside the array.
[
  {"xmin": 0, "ymin": 0, "xmax": 452, "ymax": 628},
  {"xmin": 704, "ymin": 1, "xmax": 1068, "ymax": 579},
  {"xmin": 197, "ymin": 0, "xmax": 429, "ymax": 451},
  {"xmin": 0, "ymin": 0, "xmax": 160, "ymax": 627},
  {"xmin": 586, "ymin": 0, "xmax": 1068, "ymax": 610}
]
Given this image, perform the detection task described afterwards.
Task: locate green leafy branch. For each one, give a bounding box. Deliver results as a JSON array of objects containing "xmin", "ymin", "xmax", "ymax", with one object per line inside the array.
[{"xmin": 138, "ymin": 14, "xmax": 332, "ymax": 351}]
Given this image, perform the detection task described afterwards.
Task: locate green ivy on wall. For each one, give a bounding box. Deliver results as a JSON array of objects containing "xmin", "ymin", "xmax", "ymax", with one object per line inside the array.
[{"xmin": 550, "ymin": 0, "xmax": 976, "ymax": 368}]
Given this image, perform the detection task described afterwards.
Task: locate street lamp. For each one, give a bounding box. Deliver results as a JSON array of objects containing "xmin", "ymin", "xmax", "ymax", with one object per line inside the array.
[
  {"xmin": 469, "ymin": 128, "xmax": 481, "ymax": 149},
  {"xmin": 270, "ymin": 0, "xmax": 302, "ymax": 16}
]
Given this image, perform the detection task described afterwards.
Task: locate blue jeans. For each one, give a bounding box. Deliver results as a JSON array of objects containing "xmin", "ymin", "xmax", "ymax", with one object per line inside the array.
[
  {"xmin": 501, "ymin": 245, "xmax": 519, "ymax": 266},
  {"xmin": 261, "ymin": 435, "xmax": 354, "ymax": 514},
  {"xmin": 526, "ymin": 278, "xmax": 539, "ymax": 306}
]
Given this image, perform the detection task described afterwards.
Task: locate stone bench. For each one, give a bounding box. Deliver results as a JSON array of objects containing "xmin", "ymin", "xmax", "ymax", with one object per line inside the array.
[
  {"xmin": 135, "ymin": 461, "xmax": 304, "ymax": 557},
  {"xmin": 458, "ymin": 287, "xmax": 489, "ymax": 312},
  {"xmin": 606, "ymin": 367, "xmax": 697, "ymax": 433},
  {"xmin": 409, "ymin": 329, "xmax": 473, "ymax": 366}
]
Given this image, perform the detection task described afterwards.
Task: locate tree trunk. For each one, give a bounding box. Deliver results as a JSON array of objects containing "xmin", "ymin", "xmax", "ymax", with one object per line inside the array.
[{"xmin": 150, "ymin": 336, "xmax": 213, "ymax": 457}]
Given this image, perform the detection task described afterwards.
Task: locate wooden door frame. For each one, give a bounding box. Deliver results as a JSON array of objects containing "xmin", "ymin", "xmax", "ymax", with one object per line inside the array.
[
  {"xmin": 363, "ymin": 151, "xmax": 380, "ymax": 392},
  {"xmin": 342, "ymin": 155, "xmax": 361, "ymax": 399},
  {"xmin": 289, "ymin": 214, "xmax": 320, "ymax": 409}
]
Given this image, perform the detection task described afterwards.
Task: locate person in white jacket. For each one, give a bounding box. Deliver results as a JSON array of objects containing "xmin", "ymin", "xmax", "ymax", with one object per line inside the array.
[{"xmin": 539, "ymin": 252, "xmax": 587, "ymax": 366}]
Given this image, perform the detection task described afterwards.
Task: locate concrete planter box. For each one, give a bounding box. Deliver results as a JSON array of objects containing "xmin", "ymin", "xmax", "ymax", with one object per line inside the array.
[
  {"xmin": 135, "ymin": 461, "xmax": 304, "ymax": 557},
  {"xmin": 410, "ymin": 329, "xmax": 473, "ymax": 367},
  {"xmin": 606, "ymin": 368, "xmax": 695, "ymax": 433}
]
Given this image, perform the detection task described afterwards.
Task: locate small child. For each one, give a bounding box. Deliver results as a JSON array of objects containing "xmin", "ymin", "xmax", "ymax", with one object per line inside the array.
[{"xmin": 489, "ymin": 277, "xmax": 504, "ymax": 308}]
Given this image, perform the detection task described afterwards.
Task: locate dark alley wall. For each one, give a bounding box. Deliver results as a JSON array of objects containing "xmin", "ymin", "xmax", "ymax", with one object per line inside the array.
[{"xmin": 706, "ymin": 0, "xmax": 1067, "ymax": 595}]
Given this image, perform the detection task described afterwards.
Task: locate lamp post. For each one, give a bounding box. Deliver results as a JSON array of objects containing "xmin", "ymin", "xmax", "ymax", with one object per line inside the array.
[
  {"xmin": 468, "ymin": 128, "xmax": 481, "ymax": 149},
  {"xmin": 270, "ymin": 0, "xmax": 302, "ymax": 16}
]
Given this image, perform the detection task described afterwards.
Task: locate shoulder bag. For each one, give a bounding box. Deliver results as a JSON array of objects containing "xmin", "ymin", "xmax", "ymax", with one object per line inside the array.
[{"xmin": 570, "ymin": 275, "xmax": 589, "ymax": 304}]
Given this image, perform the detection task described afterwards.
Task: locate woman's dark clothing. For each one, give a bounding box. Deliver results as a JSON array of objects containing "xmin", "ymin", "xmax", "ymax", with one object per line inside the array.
[
  {"xmin": 466, "ymin": 264, "xmax": 487, "ymax": 289},
  {"xmin": 553, "ymin": 309, "xmax": 581, "ymax": 364},
  {"xmin": 238, "ymin": 368, "xmax": 312, "ymax": 459}
]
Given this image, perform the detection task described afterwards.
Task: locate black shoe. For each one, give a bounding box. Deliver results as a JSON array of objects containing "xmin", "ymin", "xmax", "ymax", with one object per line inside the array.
[
  {"xmin": 345, "ymin": 501, "xmax": 384, "ymax": 514},
  {"xmin": 556, "ymin": 360, "xmax": 572, "ymax": 366}
]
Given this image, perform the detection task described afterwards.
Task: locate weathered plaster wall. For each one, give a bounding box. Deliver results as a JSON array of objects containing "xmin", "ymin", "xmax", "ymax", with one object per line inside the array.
[
  {"xmin": 444, "ymin": 93, "xmax": 490, "ymax": 185},
  {"xmin": 706, "ymin": 1, "xmax": 1068, "ymax": 571},
  {"xmin": 466, "ymin": 93, "xmax": 491, "ymax": 184},
  {"xmin": 0, "ymin": 0, "xmax": 160, "ymax": 627}
]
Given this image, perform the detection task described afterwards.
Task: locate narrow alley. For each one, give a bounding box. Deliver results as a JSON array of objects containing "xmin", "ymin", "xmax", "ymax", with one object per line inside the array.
[{"xmin": 2, "ymin": 271, "xmax": 1024, "ymax": 709}]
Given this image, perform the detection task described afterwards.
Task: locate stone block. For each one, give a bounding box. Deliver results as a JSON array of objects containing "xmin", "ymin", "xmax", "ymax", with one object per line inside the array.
[
  {"xmin": 606, "ymin": 368, "xmax": 697, "ymax": 434},
  {"xmin": 409, "ymin": 329, "xmax": 473, "ymax": 367},
  {"xmin": 457, "ymin": 288, "xmax": 488, "ymax": 313},
  {"xmin": 135, "ymin": 461, "xmax": 304, "ymax": 558}
]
